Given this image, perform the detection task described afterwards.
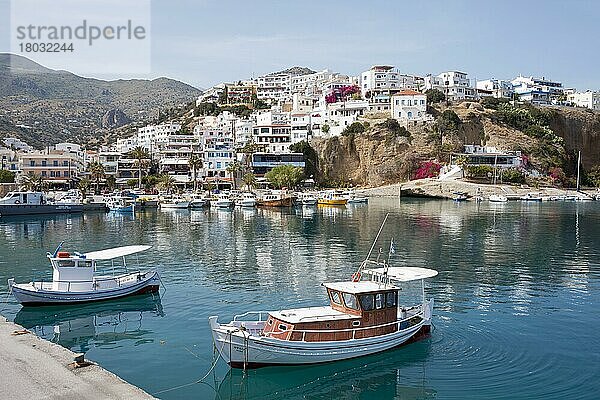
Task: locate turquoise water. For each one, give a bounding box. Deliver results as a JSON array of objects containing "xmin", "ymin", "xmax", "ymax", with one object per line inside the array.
[{"xmin": 0, "ymin": 199, "xmax": 599, "ymax": 399}]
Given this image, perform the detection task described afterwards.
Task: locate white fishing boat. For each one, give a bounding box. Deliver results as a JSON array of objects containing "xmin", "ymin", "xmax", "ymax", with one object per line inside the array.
[
  {"xmin": 189, "ymin": 194, "xmax": 209, "ymax": 209},
  {"xmin": 160, "ymin": 195, "xmax": 190, "ymax": 209},
  {"xmin": 489, "ymin": 194, "xmax": 508, "ymax": 202},
  {"xmin": 211, "ymin": 194, "xmax": 234, "ymax": 208},
  {"xmin": 452, "ymin": 191, "xmax": 468, "ymax": 202},
  {"xmin": 236, "ymin": 193, "xmax": 256, "ymax": 208},
  {"xmin": 8, "ymin": 244, "xmax": 160, "ymax": 306},
  {"xmin": 106, "ymin": 196, "xmax": 135, "ymax": 212},
  {"xmin": 520, "ymin": 192, "xmax": 543, "ymax": 202},
  {"xmin": 209, "ymin": 216, "xmax": 438, "ymax": 368},
  {"xmin": 299, "ymin": 193, "xmax": 318, "ymax": 206}
]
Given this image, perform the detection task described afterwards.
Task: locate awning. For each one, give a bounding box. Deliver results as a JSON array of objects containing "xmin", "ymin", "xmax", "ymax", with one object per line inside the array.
[
  {"xmin": 362, "ymin": 267, "xmax": 438, "ymax": 282},
  {"xmin": 83, "ymin": 245, "xmax": 152, "ymax": 260}
]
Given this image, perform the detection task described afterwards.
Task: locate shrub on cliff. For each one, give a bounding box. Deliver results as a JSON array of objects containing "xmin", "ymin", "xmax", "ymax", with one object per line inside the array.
[
  {"xmin": 290, "ymin": 140, "xmax": 318, "ymax": 179},
  {"xmin": 465, "ymin": 165, "xmax": 494, "ymax": 179},
  {"xmin": 437, "ymin": 110, "xmax": 462, "ymax": 133},
  {"xmin": 426, "ymin": 89, "xmax": 445, "ymax": 104},
  {"xmin": 341, "ymin": 122, "xmax": 366, "ymax": 137},
  {"xmin": 586, "ymin": 166, "xmax": 600, "ymax": 187},
  {"xmin": 502, "ymin": 168, "xmax": 526, "ymax": 184},
  {"xmin": 378, "ymin": 118, "xmax": 411, "ymax": 138},
  {"xmin": 480, "ymin": 97, "xmax": 509, "ymax": 110}
]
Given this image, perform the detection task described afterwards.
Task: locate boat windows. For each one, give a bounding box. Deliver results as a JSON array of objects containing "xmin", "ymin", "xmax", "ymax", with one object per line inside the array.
[
  {"xmin": 329, "ymin": 290, "xmax": 342, "ymax": 305},
  {"xmin": 342, "ymin": 293, "xmax": 359, "ymax": 310},
  {"xmin": 78, "ymin": 260, "xmax": 93, "ymax": 268},
  {"xmin": 360, "ymin": 294, "xmax": 375, "ymax": 311},
  {"xmin": 352, "ymin": 320, "xmax": 361, "ymax": 327},
  {"xmin": 375, "ymin": 293, "xmax": 385, "ymax": 309},
  {"xmin": 57, "ymin": 260, "xmax": 76, "ymax": 268},
  {"xmin": 386, "ymin": 291, "xmax": 397, "ymax": 308},
  {"xmin": 278, "ymin": 324, "xmax": 287, "ymax": 331}
]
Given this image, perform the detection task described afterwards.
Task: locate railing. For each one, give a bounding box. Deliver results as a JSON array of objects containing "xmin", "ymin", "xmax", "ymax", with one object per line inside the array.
[
  {"xmin": 233, "ymin": 311, "xmax": 270, "ymax": 322},
  {"xmin": 264, "ymin": 305, "xmax": 425, "ymax": 341},
  {"xmin": 31, "ymin": 271, "xmax": 146, "ymax": 292}
]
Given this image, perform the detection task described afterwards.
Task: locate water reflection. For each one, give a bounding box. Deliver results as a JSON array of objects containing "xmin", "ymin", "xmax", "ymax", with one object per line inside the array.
[
  {"xmin": 215, "ymin": 342, "xmax": 434, "ymax": 400},
  {"xmin": 14, "ymin": 294, "xmax": 164, "ymax": 353}
]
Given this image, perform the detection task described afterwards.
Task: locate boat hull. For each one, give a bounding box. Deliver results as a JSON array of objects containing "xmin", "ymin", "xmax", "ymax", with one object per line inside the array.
[
  {"xmin": 161, "ymin": 202, "xmax": 190, "ymax": 209},
  {"xmin": 10, "ymin": 271, "xmax": 160, "ymax": 306},
  {"xmin": 257, "ymin": 197, "xmax": 294, "ymax": 207},
  {"xmin": 317, "ymin": 199, "xmax": 347, "ymax": 206},
  {"xmin": 209, "ymin": 299, "xmax": 433, "ymax": 368},
  {"xmin": 0, "ymin": 204, "xmax": 84, "ymax": 217}
]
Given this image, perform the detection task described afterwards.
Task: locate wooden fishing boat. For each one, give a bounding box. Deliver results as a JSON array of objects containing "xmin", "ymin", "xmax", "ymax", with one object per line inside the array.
[
  {"xmin": 257, "ymin": 192, "xmax": 294, "ymax": 207},
  {"xmin": 209, "ymin": 216, "xmax": 438, "ymax": 368},
  {"xmin": 8, "ymin": 244, "xmax": 160, "ymax": 306}
]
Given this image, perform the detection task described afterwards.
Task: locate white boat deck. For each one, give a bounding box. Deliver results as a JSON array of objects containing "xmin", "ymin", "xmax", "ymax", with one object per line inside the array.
[{"xmin": 270, "ymin": 306, "xmax": 358, "ymax": 324}]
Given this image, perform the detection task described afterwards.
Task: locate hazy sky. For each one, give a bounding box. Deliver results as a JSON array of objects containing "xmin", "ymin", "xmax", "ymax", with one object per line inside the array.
[{"xmin": 1, "ymin": 0, "xmax": 599, "ymax": 90}]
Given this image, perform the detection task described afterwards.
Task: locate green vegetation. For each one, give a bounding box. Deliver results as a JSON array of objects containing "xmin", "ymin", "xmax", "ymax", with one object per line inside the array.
[
  {"xmin": 88, "ymin": 161, "xmax": 105, "ymax": 194},
  {"xmin": 465, "ymin": 165, "xmax": 494, "ymax": 179},
  {"xmin": 289, "ymin": 140, "xmax": 318, "ymax": 179},
  {"xmin": 243, "ymin": 172, "xmax": 257, "ymax": 190},
  {"xmin": 77, "ymin": 178, "xmax": 91, "ymax": 198},
  {"xmin": 501, "ymin": 168, "xmax": 526, "ymax": 184},
  {"xmin": 226, "ymin": 161, "xmax": 243, "ymax": 189},
  {"xmin": 126, "ymin": 179, "xmax": 138, "ymax": 188},
  {"xmin": 157, "ymin": 174, "xmax": 175, "ymax": 193},
  {"xmin": 188, "ymin": 154, "xmax": 203, "ymax": 191},
  {"xmin": 195, "ymin": 102, "xmax": 258, "ymax": 119},
  {"xmin": 437, "ymin": 110, "xmax": 462, "ymax": 133},
  {"xmin": 20, "ymin": 172, "xmax": 45, "ymax": 191},
  {"xmin": 495, "ymin": 103, "xmax": 561, "ymax": 143},
  {"xmin": 321, "ymin": 124, "xmax": 330, "ymax": 134},
  {"xmin": 378, "ymin": 118, "xmax": 411, "ymax": 138},
  {"xmin": 127, "ymin": 146, "xmax": 150, "ymax": 189},
  {"xmin": 480, "ymin": 97, "xmax": 510, "ymax": 110},
  {"xmin": 425, "ymin": 89, "xmax": 445, "ymax": 104},
  {"xmin": 587, "ymin": 166, "xmax": 600, "ymax": 187},
  {"xmin": 265, "ymin": 165, "xmax": 304, "ymax": 189},
  {"xmin": 341, "ymin": 122, "xmax": 366, "ymax": 137},
  {"xmin": 0, "ymin": 169, "xmax": 15, "ymax": 183}
]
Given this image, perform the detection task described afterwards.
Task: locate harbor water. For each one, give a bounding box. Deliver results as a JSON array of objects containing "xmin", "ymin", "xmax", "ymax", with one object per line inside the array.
[{"xmin": 0, "ymin": 198, "xmax": 599, "ymax": 399}]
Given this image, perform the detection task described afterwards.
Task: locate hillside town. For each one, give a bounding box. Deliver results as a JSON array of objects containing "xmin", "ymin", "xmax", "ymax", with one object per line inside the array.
[{"xmin": 1, "ymin": 64, "xmax": 599, "ymax": 191}]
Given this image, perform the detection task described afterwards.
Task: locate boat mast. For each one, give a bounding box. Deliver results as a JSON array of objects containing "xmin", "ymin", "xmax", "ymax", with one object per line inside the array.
[
  {"xmin": 356, "ymin": 213, "xmax": 390, "ymax": 278},
  {"xmin": 576, "ymin": 150, "xmax": 581, "ymax": 192}
]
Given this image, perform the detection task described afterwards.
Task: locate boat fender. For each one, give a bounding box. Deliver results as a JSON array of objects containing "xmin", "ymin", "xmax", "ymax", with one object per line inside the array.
[
  {"xmin": 351, "ymin": 272, "xmax": 361, "ymax": 282},
  {"xmin": 14, "ymin": 200, "xmax": 20, "ymax": 204}
]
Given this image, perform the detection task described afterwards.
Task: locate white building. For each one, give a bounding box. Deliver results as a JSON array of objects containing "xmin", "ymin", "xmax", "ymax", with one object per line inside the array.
[
  {"xmin": 391, "ymin": 90, "xmax": 431, "ymax": 126},
  {"xmin": 256, "ymin": 72, "xmax": 292, "ymax": 104},
  {"xmin": 0, "ymin": 146, "xmax": 19, "ymax": 171},
  {"xmin": 567, "ymin": 91, "xmax": 600, "ymax": 110},
  {"xmin": 456, "ymin": 145, "xmax": 523, "ymax": 169},
  {"xmin": 424, "ymin": 71, "xmax": 477, "ymax": 101},
  {"xmin": 253, "ymin": 110, "xmax": 292, "ymax": 153},
  {"xmin": 290, "ymin": 113, "xmax": 312, "ymax": 143},
  {"xmin": 476, "ymin": 79, "xmax": 514, "ymax": 99},
  {"xmin": 116, "ymin": 136, "xmax": 138, "ymax": 154},
  {"xmin": 196, "ymin": 83, "xmax": 226, "ymax": 105},
  {"xmin": 360, "ymin": 65, "xmax": 419, "ymax": 111},
  {"xmin": 3, "ymin": 137, "xmax": 33, "ymax": 152},
  {"xmin": 137, "ymin": 123, "xmax": 182, "ymax": 152},
  {"xmin": 511, "ymin": 75, "xmax": 563, "ymax": 105}
]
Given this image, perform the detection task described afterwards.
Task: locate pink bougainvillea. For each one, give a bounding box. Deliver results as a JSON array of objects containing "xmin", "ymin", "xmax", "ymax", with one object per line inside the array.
[
  {"xmin": 325, "ymin": 85, "xmax": 360, "ymax": 104},
  {"xmin": 413, "ymin": 161, "xmax": 442, "ymax": 180}
]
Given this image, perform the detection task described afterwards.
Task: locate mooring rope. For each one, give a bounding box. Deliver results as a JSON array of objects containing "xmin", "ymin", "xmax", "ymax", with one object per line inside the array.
[{"xmin": 0, "ymin": 287, "xmax": 13, "ymax": 314}]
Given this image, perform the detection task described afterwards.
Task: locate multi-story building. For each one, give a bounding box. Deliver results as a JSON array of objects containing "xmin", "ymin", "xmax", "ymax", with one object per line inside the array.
[
  {"xmin": 137, "ymin": 123, "xmax": 182, "ymax": 152},
  {"xmin": 290, "ymin": 113, "xmax": 312, "ymax": 143},
  {"xmin": 155, "ymin": 134, "xmax": 202, "ymax": 184},
  {"xmin": 511, "ymin": 75, "xmax": 563, "ymax": 105},
  {"xmin": 196, "ymin": 83, "xmax": 226, "ymax": 105},
  {"xmin": 567, "ymin": 91, "xmax": 600, "ymax": 110},
  {"xmin": 424, "ymin": 71, "xmax": 477, "ymax": 101},
  {"xmin": 256, "ymin": 72, "xmax": 292, "ymax": 104},
  {"xmin": 253, "ymin": 110, "xmax": 292, "ymax": 153},
  {"xmin": 115, "ymin": 136, "xmax": 138, "ymax": 154},
  {"xmin": 250, "ymin": 153, "xmax": 305, "ymax": 177},
  {"xmin": 3, "ymin": 137, "xmax": 33, "ymax": 153},
  {"xmin": 476, "ymin": 79, "xmax": 514, "ymax": 99},
  {"xmin": 0, "ymin": 146, "xmax": 19, "ymax": 171},
  {"xmin": 94, "ymin": 150, "xmax": 121, "ymax": 176},
  {"xmin": 223, "ymin": 82, "xmax": 256, "ymax": 105},
  {"xmin": 360, "ymin": 66, "xmax": 419, "ymax": 112},
  {"xmin": 20, "ymin": 144, "xmax": 84, "ymax": 187},
  {"xmin": 390, "ymin": 90, "xmax": 432, "ymax": 126},
  {"xmin": 455, "ymin": 145, "xmax": 523, "ymax": 169}
]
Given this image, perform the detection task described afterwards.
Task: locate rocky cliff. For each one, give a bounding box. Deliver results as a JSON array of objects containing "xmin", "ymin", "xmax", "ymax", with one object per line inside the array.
[{"xmin": 312, "ymin": 102, "xmax": 600, "ymax": 187}]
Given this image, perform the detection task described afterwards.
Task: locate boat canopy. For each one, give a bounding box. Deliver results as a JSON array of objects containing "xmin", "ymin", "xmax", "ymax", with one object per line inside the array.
[
  {"xmin": 322, "ymin": 281, "xmax": 399, "ymax": 294},
  {"xmin": 82, "ymin": 245, "xmax": 152, "ymax": 260},
  {"xmin": 362, "ymin": 266, "xmax": 438, "ymax": 282}
]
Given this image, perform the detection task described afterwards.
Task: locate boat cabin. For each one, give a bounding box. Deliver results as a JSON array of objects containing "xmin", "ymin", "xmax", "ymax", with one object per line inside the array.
[
  {"xmin": 261, "ymin": 281, "xmax": 411, "ymax": 342},
  {"xmin": 0, "ymin": 191, "xmax": 46, "ymax": 205}
]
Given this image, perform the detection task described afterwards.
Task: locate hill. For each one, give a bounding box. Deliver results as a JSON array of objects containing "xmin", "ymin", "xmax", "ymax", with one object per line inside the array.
[{"xmin": 0, "ymin": 54, "xmax": 201, "ymax": 148}]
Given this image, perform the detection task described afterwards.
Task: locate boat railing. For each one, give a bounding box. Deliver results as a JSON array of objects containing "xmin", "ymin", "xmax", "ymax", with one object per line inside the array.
[
  {"xmin": 264, "ymin": 306, "xmax": 424, "ymax": 341},
  {"xmin": 32, "ymin": 270, "xmax": 147, "ymax": 292},
  {"xmin": 233, "ymin": 311, "xmax": 271, "ymax": 322}
]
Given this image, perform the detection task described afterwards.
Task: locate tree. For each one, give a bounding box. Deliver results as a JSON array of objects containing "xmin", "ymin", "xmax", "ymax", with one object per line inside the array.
[
  {"xmin": 587, "ymin": 166, "xmax": 600, "ymax": 187},
  {"xmin": 341, "ymin": 122, "xmax": 365, "ymax": 136},
  {"xmin": 0, "ymin": 170, "xmax": 15, "ymax": 183},
  {"xmin": 78, "ymin": 178, "xmax": 91, "ymax": 199},
  {"xmin": 127, "ymin": 146, "xmax": 150, "ymax": 189},
  {"xmin": 88, "ymin": 161, "xmax": 105, "ymax": 194},
  {"xmin": 243, "ymin": 172, "xmax": 257, "ymax": 191},
  {"xmin": 226, "ymin": 161, "xmax": 243, "ymax": 190},
  {"xmin": 289, "ymin": 140, "xmax": 318, "ymax": 179},
  {"xmin": 188, "ymin": 154, "xmax": 203, "ymax": 191},
  {"xmin": 158, "ymin": 174, "xmax": 175, "ymax": 194},
  {"xmin": 105, "ymin": 175, "xmax": 116, "ymax": 192},
  {"xmin": 20, "ymin": 172, "xmax": 44, "ymax": 191},
  {"xmin": 425, "ymin": 89, "xmax": 445, "ymax": 104},
  {"xmin": 321, "ymin": 124, "xmax": 330, "ymax": 134},
  {"xmin": 265, "ymin": 165, "xmax": 304, "ymax": 189},
  {"xmin": 126, "ymin": 179, "xmax": 138, "ymax": 188},
  {"xmin": 378, "ymin": 119, "xmax": 411, "ymax": 138},
  {"xmin": 437, "ymin": 110, "xmax": 462, "ymax": 135}
]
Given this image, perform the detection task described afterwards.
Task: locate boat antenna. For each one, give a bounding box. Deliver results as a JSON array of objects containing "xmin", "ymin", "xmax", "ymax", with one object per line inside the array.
[
  {"xmin": 355, "ymin": 213, "xmax": 390, "ymax": 279},
  {"xmin": 384, "ymin": 238, "xmax": 395, "ymax": 286},
  {"xmin": 52, "ymin": 241, "xmax": 65, "ymax": 258}
]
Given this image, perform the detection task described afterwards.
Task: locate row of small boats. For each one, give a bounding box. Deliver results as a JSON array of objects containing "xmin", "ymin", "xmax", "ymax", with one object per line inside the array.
[{"xmin": 454, "ymin": 191, "xmax": 599, "ymax": 203}]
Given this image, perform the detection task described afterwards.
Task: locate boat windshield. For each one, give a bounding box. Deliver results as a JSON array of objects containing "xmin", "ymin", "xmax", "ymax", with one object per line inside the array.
[
  {"xmin": 329, "ymin": 290, "xmax": 342, "ymax": 305},
  {"xmin": 342, "ymin": 293, "xmax": 359, "ymax": 310}
]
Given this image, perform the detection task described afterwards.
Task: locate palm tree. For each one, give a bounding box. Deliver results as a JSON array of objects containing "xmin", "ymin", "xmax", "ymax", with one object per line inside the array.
[
  {"xmin": 105, "ymin": 175, "xmax": 116, "ymax": 192},
  {"xmin": 158, "ymin": 174, "xmax": 175, "ymax": 194},
  {"xmin": 242, "ymin": 172, "xmax": 257, "ymax": 191},
  {"xmin": 226, "ymin": 161, "xmax": 242, "ymax": 190},
  {"xmin": 20, "ymin": 172, "xmax": 43, "ymax": 191},
  {"xmin": 78, "ymin": 178, "xmax": 91, "ymax": 199},
  {"xmin": 188, "ymin": 154, "xmax": 203, "ymax": 191},
  {"xmin": 127, "ymin": 146, "xmax": 150, "ymax": 189},
  {"xmin": 88, "ymin": 161, "xmax": 105, "ymax": 194}
]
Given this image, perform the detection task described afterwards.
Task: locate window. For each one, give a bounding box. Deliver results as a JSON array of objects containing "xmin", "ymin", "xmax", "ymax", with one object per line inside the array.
[
  {"xmin": 41, "ymin": 171, "xmax": 46, "ymax": 176},
  {"xmin": 375, "ymin": 293, "xmax": 385, "ymax": 309},
  {"xmin": 41, "ymin": 160, "xmax": 47, "ymax": 166},
  {"xmin": 77, "ymin": 260, "xmax": 93, "ymax": 268},
  {"xmin": 386, "ymin": 292, "xmax": 397, "ymax": 308},
  {"xmin": 30, "ymin": 160, "xmax": 35, "ymax": 166},
  {"xmin": 278, "ymin": 324, "xmax": 287, "ymax": 331},
  {"xmin": 53, "ymin": 160, "xmax": 58, "ymax": 166},
  {"xmin": 57, "ymin": 260, "xmax": 75, "ymax": 267},
  {"xmin": 352, "ymin": 320, "xmax": 361, "ymax": 327},
  {"xmin": 360, "ymin": 294, "xmax": 374, "ymax": 311},
  {"xmin": 267, "ymin": 318, "xmax": 273, "ymax": 325},
  {"xmin": 63, "ymin": 161, "xmax": 69, "ymax": 166},
  {"xmin": 330, "ymin": 290, "xmax": 342, "ymax": 305},
  {"xmin": 342, "ymin": 293, "xmax": 359, "ymax": 310}
]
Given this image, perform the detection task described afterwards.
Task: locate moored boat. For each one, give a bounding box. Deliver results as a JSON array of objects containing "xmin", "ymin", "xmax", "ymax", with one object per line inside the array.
[
  {"xmin": 489, "ymin": 194, "xmax": 508, "ymax": 202},
  {"xmin": 0, "ymin": 191, "xmax": 83, "ymax": 217},
  {"xmin": 520, "ymin": 192, "xmax": 543, "ymax": 202},
  {"xmin": 209, "ymin": 216, "xmax": 438, "ymax": 369},
  {"xmin": 452, "ymin": 191, "xmax": 468, "ymax": 202},
  {"xmin": 299, "ymin": 193, "xmax": 318, "ymax": 206},
  {"xmin": 257, "ymin": 191, "xmax": 295, "ymax": 207},
  {"xmin": 160, "ymin": 195, "xmax": 190, "ymax": 209},
  {"xmin": 106, "ymin": 195, "xmax": 135, "ymax": 212},
  {"xmin": 8, "ymin": 243, "xmax": 160, "ymax": 306},
  {"xmin": 211, "ymin": 194, "xmax": 235, "ymax": 208},
  {"xmin": 236, "ymin": 192, "xmax": 257, "ymax": 208},
  {"xmin": 318, "ymin": 190, "xmax": 348, "ymax": 206},
  {"xmin": 189, "ymin": 194, "xmax": 209, "ymax": 209}
]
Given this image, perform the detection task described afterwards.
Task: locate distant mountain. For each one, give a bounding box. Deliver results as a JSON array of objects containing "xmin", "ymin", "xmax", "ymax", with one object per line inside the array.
[{"xmin": 0, "ymin": 54, "xmax": 201, "ymax": 148}]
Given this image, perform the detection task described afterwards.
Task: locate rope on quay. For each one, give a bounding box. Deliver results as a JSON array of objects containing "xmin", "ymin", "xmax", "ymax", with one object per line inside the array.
[
  {"xmin": 0, "ymin": 287, "xmax": 13, "ymax": 314},
  {"xmin": 153, "ymin": 330, "xmax": 235, "ymax": 397}
]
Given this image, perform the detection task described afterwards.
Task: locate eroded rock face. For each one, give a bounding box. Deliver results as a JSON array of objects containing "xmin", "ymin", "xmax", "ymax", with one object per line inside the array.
[
  {"xmin": 546, "ymin": 108, "xmax": 600, "ymax": 169},
  {"xmin": 101, "ymin": 109, "xmax": 131, "ymax": 129}
]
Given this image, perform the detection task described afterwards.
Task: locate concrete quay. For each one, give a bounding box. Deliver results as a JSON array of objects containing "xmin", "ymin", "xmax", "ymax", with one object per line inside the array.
[{"xmin": 0, "ymin": 315, "xmax": 155, "ymax": 400}]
